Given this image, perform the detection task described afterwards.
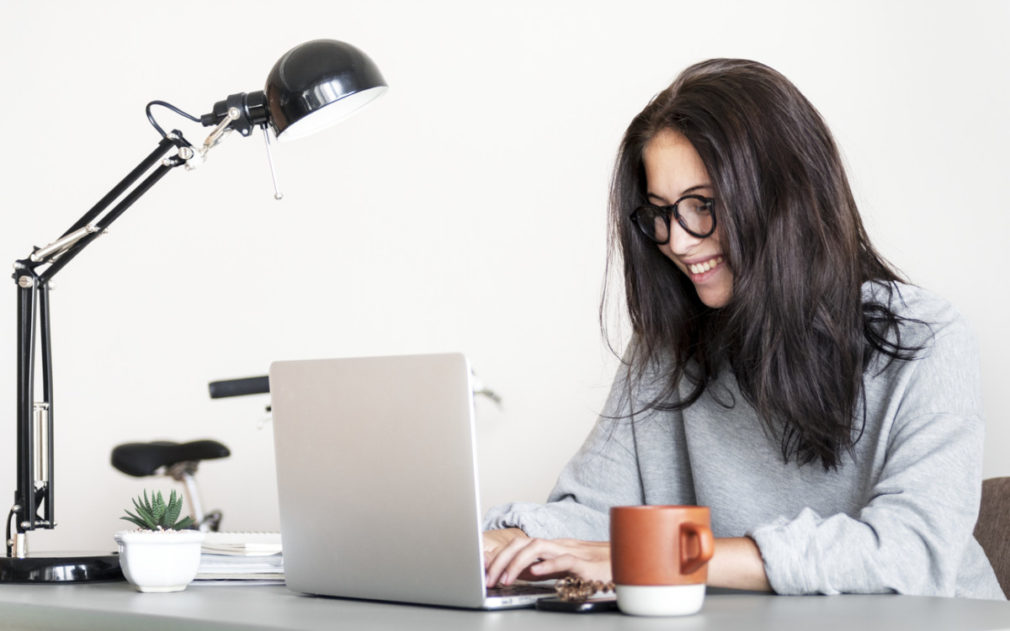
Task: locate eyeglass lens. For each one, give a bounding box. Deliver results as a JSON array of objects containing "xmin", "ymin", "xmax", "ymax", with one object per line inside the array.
[{"xmin": 634, "ymin": 196, "xmax": 714, "ymax": 242}]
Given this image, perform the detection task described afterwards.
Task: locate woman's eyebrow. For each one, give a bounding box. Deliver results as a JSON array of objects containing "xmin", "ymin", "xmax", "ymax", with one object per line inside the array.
[
  {"xmin": 682, "ymin": 183, "xmax": 713, "ymax": 195},
  {"xmin": 647, "ymin": 183, "xmax": 713, "ymax": 204}
]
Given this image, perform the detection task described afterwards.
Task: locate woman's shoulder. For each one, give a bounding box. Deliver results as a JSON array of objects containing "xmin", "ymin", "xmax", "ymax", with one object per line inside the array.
[
  {"xmin": 861, "ymin": 280, "xmax": 975, "ymax": 351},
  {"xmin": 861, "ymin": 282, "xmax": 982, "ymax": 420}
]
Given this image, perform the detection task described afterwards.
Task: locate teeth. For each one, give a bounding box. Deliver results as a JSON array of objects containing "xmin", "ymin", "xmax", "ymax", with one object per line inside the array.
[{"xmin": 688, "ymin": 256, "xmax": 723, "ymax": 275}]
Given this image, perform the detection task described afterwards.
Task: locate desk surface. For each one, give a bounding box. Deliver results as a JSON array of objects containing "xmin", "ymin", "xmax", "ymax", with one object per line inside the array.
[{"xmin": 0, "ymin": 582, "xmax": 1007, "ymax": 631}]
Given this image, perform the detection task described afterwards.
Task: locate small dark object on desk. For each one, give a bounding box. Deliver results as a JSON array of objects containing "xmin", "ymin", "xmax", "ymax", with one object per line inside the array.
[{"xmin": 536, "ymin": 596, "xmax": 618, "ymax": 613}]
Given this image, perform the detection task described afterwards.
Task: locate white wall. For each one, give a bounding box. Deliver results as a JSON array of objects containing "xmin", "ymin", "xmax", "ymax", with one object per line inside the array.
[{"xmin": 0, "ymin": 0, "xmax": 1007, "ymax": 552}]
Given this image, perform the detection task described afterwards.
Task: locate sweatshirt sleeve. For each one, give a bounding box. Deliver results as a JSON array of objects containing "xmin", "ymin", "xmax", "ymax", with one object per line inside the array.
[
  {"xmin": 750, "ymin": 313, "xmax": 996, "ymax": 597},
  {"xmin": 482, "ymin": 366, "xmax": 646, "ymax": 541}
]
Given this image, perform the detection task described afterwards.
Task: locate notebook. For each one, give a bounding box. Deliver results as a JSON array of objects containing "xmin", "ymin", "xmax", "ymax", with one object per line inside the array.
[{"xmin": 269, "ymin": 353, "xmax": 553, "ymax": 609}]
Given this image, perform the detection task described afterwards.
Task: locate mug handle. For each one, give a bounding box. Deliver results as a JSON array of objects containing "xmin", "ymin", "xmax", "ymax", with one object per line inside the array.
[{"xmin": 679, "ymin": 522, "xmax": 715, "ymax": 575}]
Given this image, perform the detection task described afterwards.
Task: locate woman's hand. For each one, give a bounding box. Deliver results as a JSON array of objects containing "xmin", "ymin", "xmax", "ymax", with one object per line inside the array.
[
  {"xmin": 483, "ymin": 528, "xmax": 529, "ymax": 584},
  {"xmin": 483, "ymin": 530, "xmax": 611, "ymax": 588},
  {"xmin": 483, "ymin": 528, "xmax": 528, "ymax": 557}
]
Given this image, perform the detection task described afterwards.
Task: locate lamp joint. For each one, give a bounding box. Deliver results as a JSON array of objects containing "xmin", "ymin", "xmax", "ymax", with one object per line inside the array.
[{"xmin": 202, "ymin": 92, "xmax": 268, "ymax": 138}]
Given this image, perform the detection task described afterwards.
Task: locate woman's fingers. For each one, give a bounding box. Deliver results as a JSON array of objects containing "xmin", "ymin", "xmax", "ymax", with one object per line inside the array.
[
  {"xmin": 485, "ymin": 532, "xmax": 538, "ymax": 587},
  {"xmin": 485, "ymin": 537, "xmax": 612, "ymax": 587},
  {"xmin": 527, "ymin": 553, "xmax": 581, "ymax": 579},
  {"xmin": 482, "ymin": 528, "xmax": 526, "ymax": 570},
  {"xmin": 500, "ymin": 539, "xmax": 565, "ymax": 585},
  {"xmin": 527, "ymin": 544, "xmax": 612, "ymax": 583}
]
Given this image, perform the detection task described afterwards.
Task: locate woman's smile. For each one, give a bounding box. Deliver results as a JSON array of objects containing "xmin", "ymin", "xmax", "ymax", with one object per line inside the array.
[{"xmin": 683, "ymin": 254, "xmax": 726, "ymax": 281}]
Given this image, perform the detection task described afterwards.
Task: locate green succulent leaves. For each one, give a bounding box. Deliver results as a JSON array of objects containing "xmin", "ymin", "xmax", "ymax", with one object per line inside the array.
[{"xmin": 121, "ymin": 489, "xmax": 194, "ymax": 531}]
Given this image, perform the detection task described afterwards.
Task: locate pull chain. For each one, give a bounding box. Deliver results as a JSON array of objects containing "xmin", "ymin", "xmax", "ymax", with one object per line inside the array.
[{"xmin": 261, "ymin": 125, "xmax": 283, "ymax": 200}]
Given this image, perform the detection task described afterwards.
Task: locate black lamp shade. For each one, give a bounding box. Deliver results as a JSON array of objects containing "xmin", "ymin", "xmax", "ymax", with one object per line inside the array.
[{"xmin": 265, "ymin": 39, "xmax": 388, "ymax": 141}]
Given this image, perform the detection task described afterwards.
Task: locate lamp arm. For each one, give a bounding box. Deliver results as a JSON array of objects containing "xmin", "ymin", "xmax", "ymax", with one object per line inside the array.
[
  {"xmin": 7, "ymin": 133, "xmax": 192, "ymax": 553},
  {"xmin": 56, "ymin": 136, "xmax": 180, "ymax": 240},
  {"xmin": 27, "ymin": 134, "xmax": 193, "ymax": 281}
]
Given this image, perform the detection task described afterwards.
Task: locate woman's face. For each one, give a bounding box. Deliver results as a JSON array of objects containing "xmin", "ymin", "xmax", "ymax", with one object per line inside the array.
[{"xmin": 642, "ymin": 128, "xmax": 733, "ymax": 309}]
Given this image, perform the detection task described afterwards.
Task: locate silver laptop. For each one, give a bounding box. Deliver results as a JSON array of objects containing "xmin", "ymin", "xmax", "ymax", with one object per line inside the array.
[{"xmin": 269, "ymin": 353, "xmax": 552, "ymax": 609}]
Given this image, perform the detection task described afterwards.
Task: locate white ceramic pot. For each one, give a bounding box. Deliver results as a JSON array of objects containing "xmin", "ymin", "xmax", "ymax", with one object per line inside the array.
[{"xmin": 114, "ymin": 530, "xmax": 205, "ymax": 592}]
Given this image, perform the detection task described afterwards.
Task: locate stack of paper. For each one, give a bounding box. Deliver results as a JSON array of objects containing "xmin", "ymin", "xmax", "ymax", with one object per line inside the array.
[
  {"xmin": 195, "ymin": 532, "xmax": 284, "ymax": 585},
  {"xmin": 201, "ymin": 532, "xmax": 282, "ymax": 556}
]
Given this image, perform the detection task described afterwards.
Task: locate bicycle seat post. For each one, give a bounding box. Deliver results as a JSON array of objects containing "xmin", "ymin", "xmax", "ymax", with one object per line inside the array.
[{"xmin": 165, "ymin": 462, "xmax": 205, "ymax": 528}]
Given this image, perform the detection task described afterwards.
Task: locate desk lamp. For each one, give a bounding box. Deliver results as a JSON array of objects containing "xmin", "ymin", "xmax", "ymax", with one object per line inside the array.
[{"xmin": 1, "ymin": 39, "xmax": 387, "ymax": 583}]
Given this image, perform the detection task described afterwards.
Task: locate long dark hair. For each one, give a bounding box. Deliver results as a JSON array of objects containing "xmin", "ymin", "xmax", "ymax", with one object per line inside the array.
[{"xmin": 604, "ymin": 59, "xmax": 922, "ymax": 470}]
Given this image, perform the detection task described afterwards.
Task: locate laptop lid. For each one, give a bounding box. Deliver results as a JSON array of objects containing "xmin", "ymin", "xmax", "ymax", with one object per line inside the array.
[{"xmin": 270, "ymin": 353, "xmax": 541, "ymax": 609}]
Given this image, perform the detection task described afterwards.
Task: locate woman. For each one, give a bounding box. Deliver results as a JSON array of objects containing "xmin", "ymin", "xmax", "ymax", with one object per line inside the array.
[{"xmin": 482, "ymin": 59, "xmax": 1004, "ymax": 599}]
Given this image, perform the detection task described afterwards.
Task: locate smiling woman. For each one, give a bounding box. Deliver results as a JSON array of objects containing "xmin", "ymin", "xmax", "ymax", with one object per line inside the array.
[{"xmin": 481, "ymin": 58, "xmax": 1005, "ymax": 600}]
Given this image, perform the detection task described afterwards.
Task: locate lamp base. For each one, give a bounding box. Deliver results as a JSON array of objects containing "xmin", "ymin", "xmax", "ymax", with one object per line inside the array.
[{"xmin": 0, "ymin": 553, "xmax": 123, "ymax": 583}]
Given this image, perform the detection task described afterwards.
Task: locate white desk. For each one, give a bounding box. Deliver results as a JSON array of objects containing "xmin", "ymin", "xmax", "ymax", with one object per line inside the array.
[{"xmin": 0, "ymin": 583, "xmax": 1007, "ymax": 630}]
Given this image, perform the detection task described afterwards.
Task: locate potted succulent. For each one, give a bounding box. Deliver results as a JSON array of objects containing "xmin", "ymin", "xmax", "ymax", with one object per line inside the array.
[{"xmin": 114, "ymin": 489, "xmax": 205, "ymax": 592}]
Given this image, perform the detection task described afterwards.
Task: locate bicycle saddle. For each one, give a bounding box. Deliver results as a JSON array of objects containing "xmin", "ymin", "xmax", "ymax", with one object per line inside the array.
[{"xmin": 111, "ymin": 440, "xmax": 230, "ymax": 477}]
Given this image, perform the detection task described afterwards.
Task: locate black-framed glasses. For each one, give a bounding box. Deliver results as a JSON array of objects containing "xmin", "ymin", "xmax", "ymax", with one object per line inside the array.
[{"xmin": 630, "ymin": 195, "xmax": 717, "ymax": 243}]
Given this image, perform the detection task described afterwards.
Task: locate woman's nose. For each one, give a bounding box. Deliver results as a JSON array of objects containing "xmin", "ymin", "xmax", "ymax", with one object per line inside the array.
[{"xmin": 667, "ymin": 219, "xmax": 703, "ymax": 256}]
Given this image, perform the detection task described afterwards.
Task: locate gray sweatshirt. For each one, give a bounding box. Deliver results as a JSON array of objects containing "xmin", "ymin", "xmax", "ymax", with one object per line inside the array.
[{"xmin": 484, "ymin": 283, "xmax": 1004, "ymax": 599}]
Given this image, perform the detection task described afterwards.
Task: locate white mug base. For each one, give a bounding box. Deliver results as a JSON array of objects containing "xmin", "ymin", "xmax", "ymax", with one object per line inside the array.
[{"xmin": 615, "ymin": 583, "xmax": 706, "ymax": 616}]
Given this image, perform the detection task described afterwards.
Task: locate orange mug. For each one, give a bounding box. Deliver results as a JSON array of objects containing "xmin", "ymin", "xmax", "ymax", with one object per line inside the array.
[{"xmin": 610, "ymin": 505, "xmax": 715, "ymax": 616}]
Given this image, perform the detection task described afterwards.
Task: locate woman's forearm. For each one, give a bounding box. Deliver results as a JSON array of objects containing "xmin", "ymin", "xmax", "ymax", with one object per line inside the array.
[{"xmin": 707, "ymin": 537, "xmax": 772, "ymax": 592}]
